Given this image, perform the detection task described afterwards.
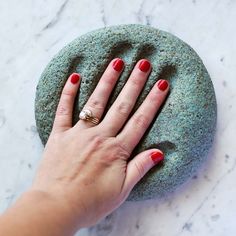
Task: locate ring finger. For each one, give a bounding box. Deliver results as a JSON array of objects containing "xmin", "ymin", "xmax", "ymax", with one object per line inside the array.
[{"xmin": 76, "ymin": 58, "xmax": 124, "ymax": 129}]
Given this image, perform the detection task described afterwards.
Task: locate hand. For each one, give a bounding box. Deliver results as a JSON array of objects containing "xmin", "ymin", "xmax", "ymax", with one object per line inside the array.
[{"xmin": 31, "ymin": 58, "xmax": 169, "ymax": 229}]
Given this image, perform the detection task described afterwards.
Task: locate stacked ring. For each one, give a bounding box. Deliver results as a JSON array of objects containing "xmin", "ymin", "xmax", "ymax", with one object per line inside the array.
[{"xmin": 79, "ymin": 109, "xmax": 100, "ymax": 125}]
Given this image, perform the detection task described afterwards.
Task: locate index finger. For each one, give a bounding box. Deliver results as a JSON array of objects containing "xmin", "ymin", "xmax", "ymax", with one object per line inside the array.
[{"xmin": 117, "ymin": 79, "xmax": 169, "ymax": 153}]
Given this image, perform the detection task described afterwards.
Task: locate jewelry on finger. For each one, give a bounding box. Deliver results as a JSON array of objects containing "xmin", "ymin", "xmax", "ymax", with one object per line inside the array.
[{"xmin": 79, "ymin": 109, "xmax": 100, "ymax": 125}]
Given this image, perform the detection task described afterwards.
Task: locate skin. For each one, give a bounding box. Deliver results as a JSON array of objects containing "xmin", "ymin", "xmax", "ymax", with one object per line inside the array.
[{"xmin": 0, "ymin": 58, "xmax": 169, "ymax": 236}]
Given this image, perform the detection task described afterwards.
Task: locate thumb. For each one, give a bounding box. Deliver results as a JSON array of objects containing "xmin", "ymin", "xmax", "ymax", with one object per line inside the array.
[{"xmin": 121, "ymin": 149, "xmax": 164, "ymax": 198}]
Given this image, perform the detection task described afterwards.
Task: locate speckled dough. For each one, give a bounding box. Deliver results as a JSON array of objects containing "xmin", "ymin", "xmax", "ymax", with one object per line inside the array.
[{"xmin": 35, "ymin": 24, "xmax": 217, "ymax": 201}]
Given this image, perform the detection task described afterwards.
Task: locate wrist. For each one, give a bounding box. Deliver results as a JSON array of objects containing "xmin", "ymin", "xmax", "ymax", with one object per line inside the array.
[
  {"xmin": 24, "ymin": 189, "xmax": 81, "ymax": 232},
  {"xmin": 1, "ymin": 189, "xmax": 82, "ymax": 236}
]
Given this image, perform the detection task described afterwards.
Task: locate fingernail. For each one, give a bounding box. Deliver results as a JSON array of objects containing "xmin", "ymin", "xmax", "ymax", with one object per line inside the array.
[
  {"xmin": 112, "ymin": 58, "xmax": 124, "ymax": 72},
  {"xmin": 138, "ymin": 59, "xmax": 151, "ymax": 72},
  {"xmin": 70, "ymin": 73, "xmax": 80, "ymax": 84},
  {"xmin": 157, "ymin": 79, "xmax": 169, "ymax": 91},
  {"xmin": 150, "ymin": 151, "xmax": 164, "ymax": 164}
]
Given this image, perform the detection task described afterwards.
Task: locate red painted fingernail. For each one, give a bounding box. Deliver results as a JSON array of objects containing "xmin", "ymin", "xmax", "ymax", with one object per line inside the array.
[
  {"xmin": 157, "ymin": 79, "xmax": 169, "ymax": 91},
  {"xmin": 112, "ymin": 58, "xmax": 124, "ymax": 72},
  {"xmin": 138, "ymin": 59, "xmax": 151, "ymax": 72},
  {"xmin": 150, "ymin": 151, "xmax": 164, "ymax": 164},
  {"xmin": 70, "ymin": 73, "xmax": 80, "ymax": 84}
]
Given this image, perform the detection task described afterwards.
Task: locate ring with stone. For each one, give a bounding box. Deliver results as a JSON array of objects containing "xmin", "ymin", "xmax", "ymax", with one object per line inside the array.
[{"xmin": 79, "ymin": 109, "xmax": 100, "ymax": 125}]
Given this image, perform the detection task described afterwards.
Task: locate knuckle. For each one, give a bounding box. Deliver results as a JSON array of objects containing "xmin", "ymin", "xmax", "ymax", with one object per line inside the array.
[
  {"xmin": 100, "ymin": 153, "xmax": 117, "ymax": 164},
  {"xmin": 58, "ymin": 91, "xmax": 74, "ymax": 109},
  {"xmin": 115, "ymin": 142, "xmax": 130, "ymax": 160},
  {"xmin": 149, "ymin": 91, "xmax": 158, "ymax": 101},
  {"xmin": 56, "ymin": 104, "xmax": 70, "ymax": 116},
  {"xmin": 90, "ymin": 135, "xmax": 106, "ymax": 148},
  {"xmin": 88, "ymin": 97, "xmax": 104, "ymax": 110},
  {"xmin": 134, "ymin": 160, "xmax": 146, "ymax": 179},
  {"xmin": 62, "ymin": 90, "xmax": 75, "ymax": 97},
  {"xmin": 61, "ymin": 91, "xmax": 75, "ymax": 102},
  {"xmin": 99, "ymin": 139, "xmax": 130, "ymax": 163},
  {"xmin": 103, "ymin": 74, "xmax": 116, "ymax": 85},
  {"xmin": 129, "ymin": 76, "xmax": 143, "ymax": 87},
  {"xmin": 116, "ymin": 101, "xmax": 131, "ymax": 116},
  {"xmin": 132, "ymin": 113, "xmax": 149, "ymax": 129}
]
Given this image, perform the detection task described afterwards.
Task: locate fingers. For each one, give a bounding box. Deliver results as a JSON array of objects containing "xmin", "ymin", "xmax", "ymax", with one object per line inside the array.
[
  {"xmin": 101, "ymin": 59, "xmax": 151, "ymax": 135},
  {"xmin": 117, "ymin": 79, "xmax": 169, "ymax": 153},
  {"xmin": 121, "ymin": 149, "xmax": 164, "ymax": 197},
  {"xmin": 76, "ymin": 58, "xmax": 124, "ymax": 129},
  {"xmin": 53, "ymin": 73, "xmax": 80, "ymax": 132}
]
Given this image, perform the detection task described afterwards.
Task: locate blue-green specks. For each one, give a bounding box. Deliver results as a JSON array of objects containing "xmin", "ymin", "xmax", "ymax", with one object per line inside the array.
[{"xmin": 35, "ymin": 25, "xmax": 217, "ymax": 201}]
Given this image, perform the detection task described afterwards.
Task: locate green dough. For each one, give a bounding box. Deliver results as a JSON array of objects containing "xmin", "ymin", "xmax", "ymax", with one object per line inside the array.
[{"xmin": 35, "ymin": 24, "xmax": 217, "ymax": 201}]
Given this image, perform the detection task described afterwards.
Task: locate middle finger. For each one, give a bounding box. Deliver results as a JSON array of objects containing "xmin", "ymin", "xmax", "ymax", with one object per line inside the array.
[{"xmin": 101, "ymin": 59, "xmax": 151, "ymax": 135}]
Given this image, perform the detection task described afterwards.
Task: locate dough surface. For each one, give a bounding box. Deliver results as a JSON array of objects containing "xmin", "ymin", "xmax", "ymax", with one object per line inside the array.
[{"xmin": 35, "ymin": 24, "xmax": 217, "ymax": 201}]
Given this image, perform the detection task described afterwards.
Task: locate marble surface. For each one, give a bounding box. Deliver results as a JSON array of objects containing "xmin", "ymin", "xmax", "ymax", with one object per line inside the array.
[{"xmin": 0, "ymin": 0, "xmax": 235, "ymax": 235}]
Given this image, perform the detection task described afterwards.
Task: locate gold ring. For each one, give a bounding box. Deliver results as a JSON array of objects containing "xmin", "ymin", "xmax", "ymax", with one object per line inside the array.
[{"xmin": 79, "ymin": 109, "xmax": 99, "ymax": 125}]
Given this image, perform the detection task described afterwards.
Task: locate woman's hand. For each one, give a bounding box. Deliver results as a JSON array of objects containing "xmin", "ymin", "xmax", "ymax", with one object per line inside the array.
[{"xmin": 31, "ymin": 58, "xmax": 169, "ymax": 230}]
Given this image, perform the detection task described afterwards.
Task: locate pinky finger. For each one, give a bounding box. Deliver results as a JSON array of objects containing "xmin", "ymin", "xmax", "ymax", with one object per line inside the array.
[{"xmin": 53, "ymin": 73, "xmax": 80, "ymax": 133}]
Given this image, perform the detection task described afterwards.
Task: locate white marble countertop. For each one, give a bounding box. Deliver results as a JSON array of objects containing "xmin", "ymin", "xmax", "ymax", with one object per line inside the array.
[{"xmin": 0, "ymin": 0, "xmax": 235, "ymax": 235}]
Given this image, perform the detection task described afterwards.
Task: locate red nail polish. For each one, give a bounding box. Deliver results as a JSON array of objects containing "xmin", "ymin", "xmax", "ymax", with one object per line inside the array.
[
  {"xmin": 150, "ymin": 151, "xmax": 164, "ymax": 164},
  {"xmin": 157, "ymin": 80, "xmax": 169, "ymax": 91},
  {"xmin": 139, "ymin": 59, "xmax": 151, "ymax": 72},
  {"xmin": 70, "ymin": 73, "xmax": 80, "ymax": 84},
  {"xmin": 112, "ymin": 58, "xmax": 124, "ymax": 72}
]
